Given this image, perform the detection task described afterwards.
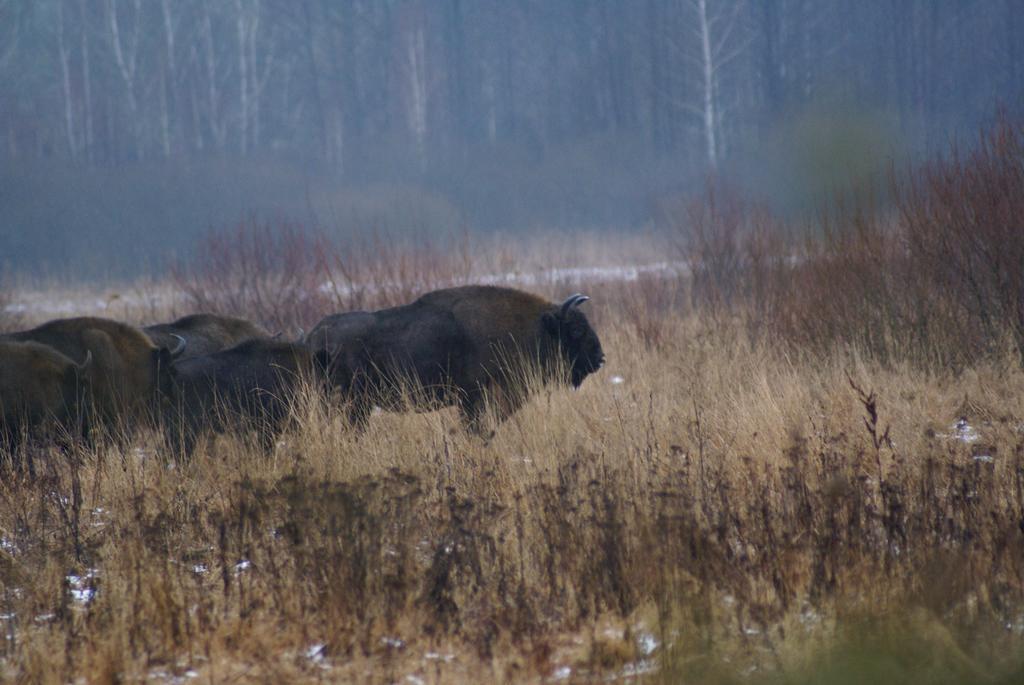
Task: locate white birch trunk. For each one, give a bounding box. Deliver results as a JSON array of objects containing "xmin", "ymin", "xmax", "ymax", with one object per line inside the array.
[
  {"xmin": 697, "ymin": 0, "xmax": 718, "ymax": 170},
  {"xmin": 249, "ymin": 10, "xmax": 275, "ymax": 152},
  {"xmin": 407, "ymin": 26, "xmax": 428, "ymax": 170},
  {"xmin": 159, "ymin": 64, "xmax": 171, "ymax": 157},
  {"xmin": 57, "ymin": 0, "xmax": 78, "ymax": 159},
  {"xmin": 106, "ymin": 0, "xmax": 141, "ymax": 155},
  {"xmin": 235, "ymin": 0, "xmax": 249, "ymax": 155},
  {"xmin": 79, "ymin": 0, "xmax": 93, "ymax": 161},
  {"xmin": 201, "ymin": 5, "xmax": 227, "ymax": 150},
  {"xmin": 160, "ymin": 0, "xmax": 177, "ymax": 156}
]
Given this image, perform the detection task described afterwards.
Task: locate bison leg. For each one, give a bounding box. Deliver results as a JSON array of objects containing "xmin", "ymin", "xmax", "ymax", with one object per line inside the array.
[
  {"xmin": 163, "ymin": 411, "xmax": 199, "ymax": 461},
  {"xmin": 340, "ymin": 365, "xmax": 376, "ymax": 431},
  {"xmin": 458, "ymin": 384, "xmax": 526, "ymax": 438},
  {"xmin": 344, "ymin": 395, "xmax": 372, "ymax": 431},
  {"xmin": 457, "ymin": 388, "xmax": 497, "ymax": 438}
]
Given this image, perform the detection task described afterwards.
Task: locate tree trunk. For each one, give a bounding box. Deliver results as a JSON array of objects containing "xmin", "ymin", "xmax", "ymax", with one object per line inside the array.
[
  {"xmin": 57, "ymin": 0, "xmax": 78, "ymax": 159},
  {"xmin": 159, "ymin": 0, "xmax": 178, "ymax": 156},
  {"xmin": 407, "ymin": 24, "xmax": 429, "ymax": 170},
  {"xmin": 697, "ymin": 0, "xmax": 718, "ymax": 170},
  {"xmin": 79, "ymin": 0, "xmax": 94, "ymax": 162},
  {"xmin": 107, "ymin": 0, "xmax": 141, "ymax": 157}
]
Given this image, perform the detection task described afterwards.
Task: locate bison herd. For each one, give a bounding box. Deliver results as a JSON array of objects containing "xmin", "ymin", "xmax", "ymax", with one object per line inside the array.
[{"xmin": 1, "ymin": 286, "xmax": 604, "ymax": 463}]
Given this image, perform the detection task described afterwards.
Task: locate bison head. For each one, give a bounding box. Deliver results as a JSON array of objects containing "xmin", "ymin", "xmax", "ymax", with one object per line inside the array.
[{"xmin": 543, "ymin": 294, "xmax": 605, "ymax": 388}]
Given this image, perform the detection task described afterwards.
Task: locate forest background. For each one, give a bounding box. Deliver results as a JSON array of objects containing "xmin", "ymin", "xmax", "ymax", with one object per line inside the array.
[{"xmin": 2, "ymin": 0, "xmax": 1022, "ymax": 277}]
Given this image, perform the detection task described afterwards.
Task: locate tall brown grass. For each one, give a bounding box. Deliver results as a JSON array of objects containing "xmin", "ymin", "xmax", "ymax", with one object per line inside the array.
[
  {"xmin": 3, "ymin": 119, "xmax": 1024, "ymax": 683},
  {"xmin": 2, "ymin": 311, "xmax": 1023, "ymax": 683}
]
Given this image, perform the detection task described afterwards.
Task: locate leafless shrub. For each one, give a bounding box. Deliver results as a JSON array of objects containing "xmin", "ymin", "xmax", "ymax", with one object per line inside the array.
[
  {"xmin": 324, "ymin": 229, "xmax": 474, "ymax": 311},
  {"xmin": 171, "ymin": 217, "xmax": 337, "ymax": 333},
  {"xmin": 898, "ymin": 114, "xmax": 1024, "ymax": 364},
  {"xmin": 172, "ymin": 218, "xmax": 477, "ymax": 333},
  {"xmin": 669, "ymin": 117, "xmax": 1024, "ymax": 370},
  {"xmin": 667, "ymin": 180, "xmax": 791, "ymax": 329}
]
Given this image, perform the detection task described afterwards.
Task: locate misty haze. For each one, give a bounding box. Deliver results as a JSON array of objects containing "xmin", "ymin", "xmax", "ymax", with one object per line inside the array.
[
  {"xmin": 1, "ymin": 0, "xmax": 1020, "ymax": 277},
  {"xmin": 3, "ymin": 3, "xmax": 1024, "ymax": 684}
]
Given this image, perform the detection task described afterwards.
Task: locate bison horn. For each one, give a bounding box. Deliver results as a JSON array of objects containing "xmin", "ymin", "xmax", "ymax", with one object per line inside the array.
[
  {"xmin": 169, "ymin": 334, "xmax": 187, "ymax": 358},
  {"xmin": 559, "ymin": 293, "xmax": 590, "ymax": 317},
  {"xmin": 77, "ymin": 350, "xmax": 93, "ymax": 371},
  {"xmin": 296, "ymin": 328, "xmax": 305, "ymax": 343}
]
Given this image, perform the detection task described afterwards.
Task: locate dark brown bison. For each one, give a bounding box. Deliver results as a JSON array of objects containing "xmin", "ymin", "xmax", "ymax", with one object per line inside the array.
[
  {"xmin": 306, "ymin": 285, "xmax": 604, "ymax": 430},
  {"xmin": 144, "ymin": 313, "xmax": 271, "ymax": 360},
  {"xmin": 163, "ymin": 339, "xmax": 328, "ymax": 456},
  {"xmin": 2, "ymin": 317, "xmax": 183, "ymax": 429},
  {"xmin": 0, "ymin": 341, "xmax": 92, "ymax": 458}
]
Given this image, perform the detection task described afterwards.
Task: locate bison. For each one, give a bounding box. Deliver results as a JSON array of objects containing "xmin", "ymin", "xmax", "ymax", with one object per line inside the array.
[
  {"xmin": 306, "ymin": 285, "xmax": 604, "ymax": 431},
  {"xmin": 163, "ymin": 338, "xmax": 328, "ymax": 456},
  {"xmin": 0, "ymin": 341, "xmax": 92, "ymax": 460},
  {"xmin": 144, "ymin": 313, "xmax": 271, "ymax": 360},
  {"xmin": 2, "ymin": 317, "xmax": 183, "ymax": 430}
]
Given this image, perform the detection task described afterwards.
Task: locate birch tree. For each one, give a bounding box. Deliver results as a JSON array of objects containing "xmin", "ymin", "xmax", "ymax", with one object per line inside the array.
[
  {"xmin": 669, "ymin": 0, "xmax": 750, "ymax": 170},
  {"xmin": 233, "ymin": 0, "xmax": 276, "ymax": 155},
  {"xmin": 56, "ymin": 0, "xmax": 79, "ymax": 158},
  {"xmin": 241, "ymin": 1, "xmax": 276, "ymax": 152},
  {"xmin": 78, "ymin": 0, "xmax": 94, "ymax": 161},
  {"xmin": 200, "ymin": 2, "xmax": 229, "ymax": 151},
  {"xmin": 399, "ymin": 2, "xmax": 430, "ymax": 170},
  {"xmin": 105, "ymin": 0, "xmax": 142, "ymax": 156},
  {"xmin": 158, "ymin": 0, "xmax": 180, "ymax": 156}
]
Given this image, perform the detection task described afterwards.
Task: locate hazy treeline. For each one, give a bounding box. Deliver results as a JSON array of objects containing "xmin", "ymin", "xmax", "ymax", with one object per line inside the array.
[{"xmin": 1, "ymin": 0, "xmax": 1022, "ymax": 276}]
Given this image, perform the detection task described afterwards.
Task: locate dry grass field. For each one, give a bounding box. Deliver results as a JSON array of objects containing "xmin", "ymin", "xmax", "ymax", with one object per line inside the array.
[{"xmin": 2, "ymin": 120, "xmax": 1024, "ymax": 683}]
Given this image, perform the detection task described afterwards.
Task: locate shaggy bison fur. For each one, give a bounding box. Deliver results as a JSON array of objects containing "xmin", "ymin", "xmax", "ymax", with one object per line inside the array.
[
  {"xmin": 307, "ymin": 285, "xmax": 604, "ymax": 430},
  {"xmin": 2, "ymin": 317, "xmax": 180, "ymax": 430},
  {"xmin": 0, "ymin": 340, "xmax": 91, "ymax": 459},
  {"xmin": 145, "ymin": 313, "xmax": 271, "ymax": 360},
  {"xmin": 163, "ymin": 339, "xmax": 328, "ymax": 456}
]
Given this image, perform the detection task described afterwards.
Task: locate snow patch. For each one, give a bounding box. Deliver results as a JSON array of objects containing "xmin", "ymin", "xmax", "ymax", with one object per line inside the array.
[
  {"xmin": 305, "ymin": 643, "xmax": 327, "ymax": 663},
  {"xmin": 952, "ymin": 418, "xmax": 979, "ymax": 443},
  {"xmin": 619, "ymin": 659, "xmax": 658, "ymax": 678},
  {"xmin": 147, "ymin": 668, "xmax": 199, "ymax": 683},
  {"xmin": 551, "ymin": 665, "xmax": 573, "ymax": 681},
  {"xmin": 66, "ymin": 569, "xmax": 99, "ymax": 605},
  {"xmin": 800, "ymin": 605, "xmax": 822, "ymax": 626},
  {"xmin": 6, "ymin": 260, "xmax": 688, "ymax": 318},
  {"xmin": 381, "ymin": 636, "xmax": 405, "ymax": 649},
  {"xmin": 424, "ymin": 651, "xmax": 454, "ymax": 663},
  {"xmin": 636, "ymin": 631, "xmax": 659, "ymax": 656}
]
